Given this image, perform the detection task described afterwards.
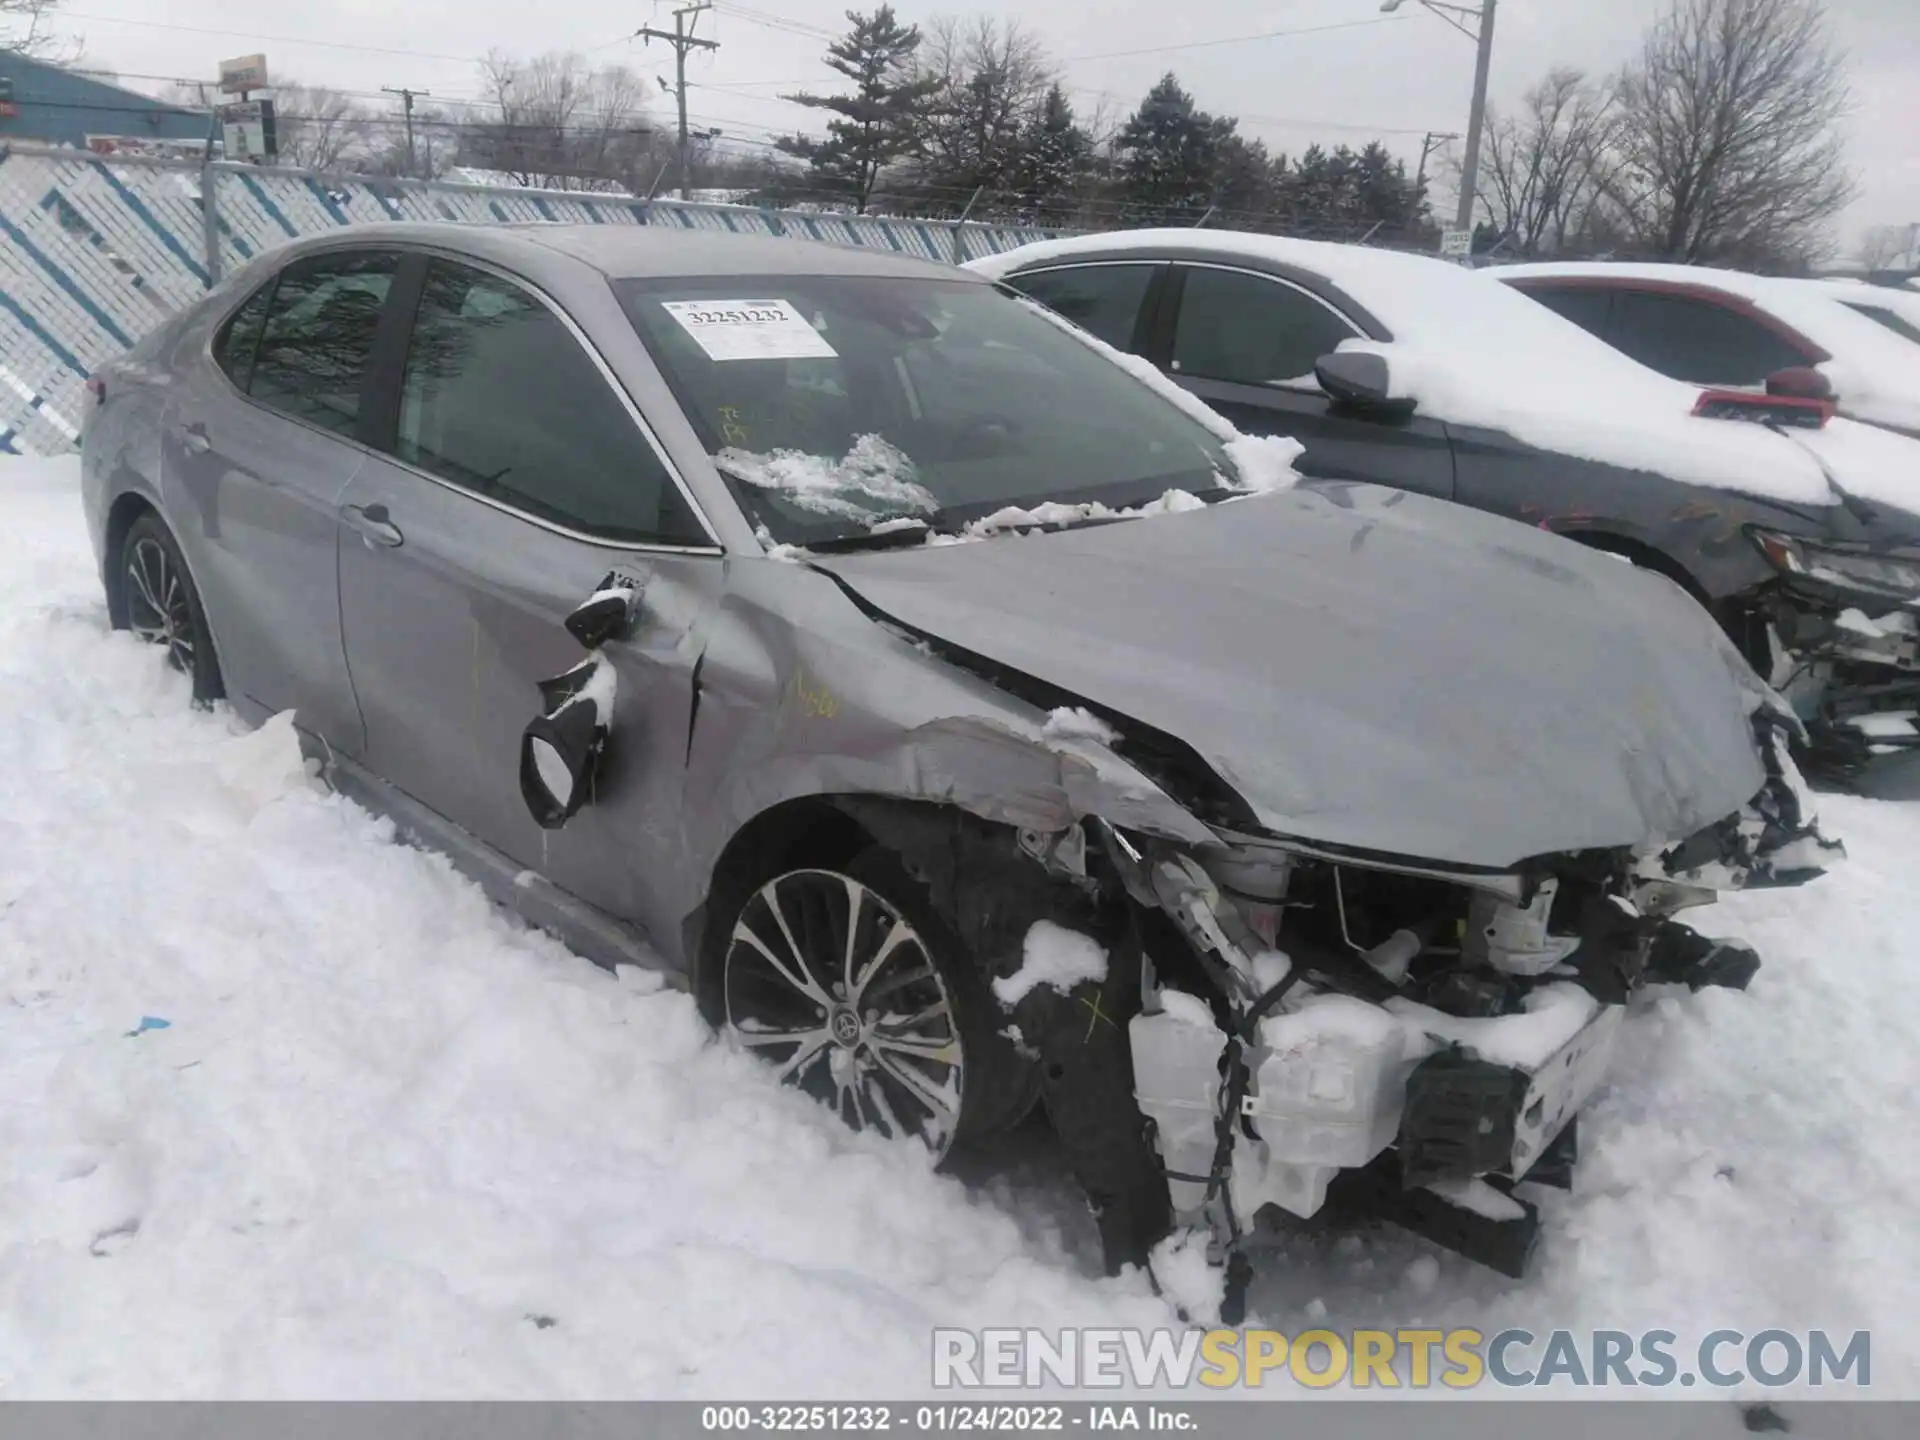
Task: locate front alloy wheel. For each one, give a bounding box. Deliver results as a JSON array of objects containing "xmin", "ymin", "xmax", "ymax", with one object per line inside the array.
[{"xmin": 723, "ymin": 867, "xmax": 966, "ymax": 1157}]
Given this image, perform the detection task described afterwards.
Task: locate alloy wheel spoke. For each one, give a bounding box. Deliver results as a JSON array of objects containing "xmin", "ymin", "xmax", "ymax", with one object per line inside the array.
[
  {"xmin": 849, "ymin": 916, "xmax": 915, "ymax": 1006},
  {"xmin": 841, "ymin": 875, "xmax": 868, "ymax": 998},
  {"xmin": 733, "ymin": 908, "xmax": 829, "ymax": 1009},
  {"xmin": 734, "ymin": 1022, "xmax": 830, "ymax": 1052},
  {"xmin": 857, "ymin": 1065, "xmax": 909, "ymax": 1140},
  {"xmin": 868, "ymin": 1030, "xmax": 962, "ymax": 1067},
  {"xmin": 761, "ymin": 882, "xmax": 831, "ymax": 1004},
  {"xmin": 776, "ymin": 1029, "xmax": 834, "ymax": 1083},
  {"xmin": 870, "ymin": 1046, "xmax": 959, "ymax": 1130},
  {"xmin": 128, "ymin": 548, "xmax": 163, "ymax": 618},
  {"xmin": 861, "ymin": 962, "xmax": 936, "ymax": 1009}
]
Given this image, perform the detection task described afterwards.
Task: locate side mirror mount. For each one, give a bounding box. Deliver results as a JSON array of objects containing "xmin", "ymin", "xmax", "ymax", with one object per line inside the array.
[
  {"xmin": 565, "ymin": 583, "xmax": 641, "ymax": 648},
  {"xmin": 1315, "ymin": 349, "xmax": 1417, "ymax": 419},
  {"xmin": 1766, "ymin": 366, "xmax": 1834, "ymax": 402}
]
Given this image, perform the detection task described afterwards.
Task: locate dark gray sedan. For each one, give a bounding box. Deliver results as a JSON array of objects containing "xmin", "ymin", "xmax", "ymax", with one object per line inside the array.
[
  {"xmin": 81, "ymin": 223, "xmax": 1831, "ymax": 1301},
  {"xmin": 975, "ymin": 231, "xmax": 1920, "ymax": 775}
]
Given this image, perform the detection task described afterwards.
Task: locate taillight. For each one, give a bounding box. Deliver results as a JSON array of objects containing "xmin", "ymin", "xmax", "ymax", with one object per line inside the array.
[{"xmin": 1693, "ymin": 388, "xmax": 1832, "ymax": 428}]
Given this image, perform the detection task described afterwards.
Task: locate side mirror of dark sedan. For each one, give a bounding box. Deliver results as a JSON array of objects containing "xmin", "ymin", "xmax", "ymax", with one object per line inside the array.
[
  {"xmin": 1316, "ymin": 350, "xmax": 1417, "ymax": 418},
  {"xmin": 1766, "ymin": 366, "xmax": 1835, "ymax": 402}
]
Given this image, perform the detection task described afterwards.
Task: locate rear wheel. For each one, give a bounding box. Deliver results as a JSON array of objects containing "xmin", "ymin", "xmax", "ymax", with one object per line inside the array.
[
  {"xmin": 714, "ymin": 847, "xmax": 1012, "ymax": 1161},
  {"xmin": 120, "ymin": 513, "xmax": 223, "ymax": 703}
]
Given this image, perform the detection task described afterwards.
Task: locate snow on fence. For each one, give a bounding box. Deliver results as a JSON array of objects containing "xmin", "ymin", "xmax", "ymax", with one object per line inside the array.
[{"xmin": 0, "ymin": 142, "xmax": 1056, "ymax": 456}]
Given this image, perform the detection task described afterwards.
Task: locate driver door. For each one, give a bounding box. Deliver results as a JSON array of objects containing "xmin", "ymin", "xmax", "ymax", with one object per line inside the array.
[{"xmin": 336, "ymin": 254, "xmax": 723, "ymax": 930}]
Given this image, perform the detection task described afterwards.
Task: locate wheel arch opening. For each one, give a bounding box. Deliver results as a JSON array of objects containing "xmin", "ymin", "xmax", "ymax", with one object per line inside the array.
[{"xmin": 102, "ymin": 492, "xmax": 161, "ymax": 629}]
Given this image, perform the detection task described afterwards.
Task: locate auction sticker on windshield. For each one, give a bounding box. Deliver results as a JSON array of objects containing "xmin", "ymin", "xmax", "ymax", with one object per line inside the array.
[{"xmin": 660, "ymin": 299, "xmax": 838, "ymax": 362}]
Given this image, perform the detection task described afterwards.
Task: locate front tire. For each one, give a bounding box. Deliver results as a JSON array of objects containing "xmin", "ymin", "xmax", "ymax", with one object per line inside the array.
[
  {"xmin": 712, "ymin": 846, "xmax": 1015, "ymax": 1161},
  {"xmin": 119, "ymin": 513, "xmax": 223, "ymax": 704}
]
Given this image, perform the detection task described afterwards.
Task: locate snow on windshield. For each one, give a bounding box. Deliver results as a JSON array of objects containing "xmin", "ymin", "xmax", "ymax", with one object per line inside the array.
[
  {"xmin": 974, "ymin": 232, "xmax": 1851, "ymax": 509},
  {"xmin": 716, "ymin": 434, "xmax": 939, "ymax": 522}
]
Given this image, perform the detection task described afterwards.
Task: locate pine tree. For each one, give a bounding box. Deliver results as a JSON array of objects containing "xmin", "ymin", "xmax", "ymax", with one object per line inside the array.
[
  {"xmin": 775, "ymin": 6, "xmax": 941, "ymax": 214},
  {"xmin": 1007, "ymin": 85, "xmax": 1094, "ymax": 223},
  {"xmin": 1113, "ymin": 74, "xmax": 1238, "ymax": 223}
]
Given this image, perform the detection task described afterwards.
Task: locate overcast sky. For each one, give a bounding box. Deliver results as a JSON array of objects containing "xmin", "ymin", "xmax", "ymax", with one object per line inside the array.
[{"xmin": 52, "ymin": 0, "xmax": 1920, "ymax": 251}]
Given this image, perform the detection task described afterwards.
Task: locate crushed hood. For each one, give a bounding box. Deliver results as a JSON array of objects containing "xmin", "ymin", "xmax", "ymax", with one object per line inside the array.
[{"xmin": 813, "ymin": 485, "xmax": 1771, "ymax": 870}]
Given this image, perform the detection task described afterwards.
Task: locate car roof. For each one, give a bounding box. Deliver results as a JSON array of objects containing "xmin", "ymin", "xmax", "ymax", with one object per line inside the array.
[
  {"xmin": 270, "ymin": 220, "xmax": 976, "ymax": 284},
  {"xmin": 971, "ymin": 229, "xmax": 1856, "ymax": 507}
]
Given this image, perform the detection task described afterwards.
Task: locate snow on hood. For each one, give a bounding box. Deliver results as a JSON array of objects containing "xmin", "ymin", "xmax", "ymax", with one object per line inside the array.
[
  {"xmin": 812, "ymin": 479, "xmax": 1772, "ymax": 869},
  {"xmin": 973, "ymin": 234, "xmax": 1853, "ymax": 511},
  {"xmin": 1502, "ymin": 261, "xmax": 1920, "ymax": 443}
]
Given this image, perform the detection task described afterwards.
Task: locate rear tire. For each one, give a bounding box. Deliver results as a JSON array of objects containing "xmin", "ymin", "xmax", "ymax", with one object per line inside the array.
[{"xmin": 119, "ymin": 513, "xmax": 224, "ymax": 704}]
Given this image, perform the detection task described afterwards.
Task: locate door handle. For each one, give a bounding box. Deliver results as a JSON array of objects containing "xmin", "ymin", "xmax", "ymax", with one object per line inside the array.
[
  {"xmin": 342, "ymin": 501, "xmax": 404, "ymax": 548},
  {"xmin": 180, "ymin": 426, "xmax": 211, "ymax": 454}
]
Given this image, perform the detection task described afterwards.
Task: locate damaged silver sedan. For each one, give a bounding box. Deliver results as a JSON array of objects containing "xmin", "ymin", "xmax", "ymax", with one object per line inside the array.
[{"xmin": 80, "ymin": 224, "xmax": 1838, "ymax": 1307}]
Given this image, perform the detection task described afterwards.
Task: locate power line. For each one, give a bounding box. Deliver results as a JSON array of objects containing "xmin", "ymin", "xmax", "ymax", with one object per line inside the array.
[
  {"xmin": 55, "ymin": 11, "xmax": 484, "ymax": 63},
  {"xmin": 1063, "ymin": 14, "xmax": 1411, "ymax": 64}
]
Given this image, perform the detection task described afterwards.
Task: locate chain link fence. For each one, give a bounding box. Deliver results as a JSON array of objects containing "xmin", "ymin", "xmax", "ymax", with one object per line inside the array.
[{"xmin": 0, "ymin": 143, "xmax": 1058, "ymax": 456}]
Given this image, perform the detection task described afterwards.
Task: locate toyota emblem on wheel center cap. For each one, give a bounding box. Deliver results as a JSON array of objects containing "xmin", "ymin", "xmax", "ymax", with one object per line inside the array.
[{"xmin": 829, "ymin": 1008, "xmax": 862, "ymax": 1048}]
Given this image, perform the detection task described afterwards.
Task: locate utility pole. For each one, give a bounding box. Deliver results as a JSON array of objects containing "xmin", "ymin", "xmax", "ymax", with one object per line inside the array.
[
  {"xmin": 382, "ymin": 86, "xmax": 430, "ymax": 177},
  {"xmin": 1381, "ymin": 0, "xmax": 1498, "ymax": 235},
  {"xmin": 638, "ymin": 2, "xmax": 718, "ymax": 202},
  {"xmin": 1455, "ymin": 0, "xmax": 1498, "ymax": 235}
]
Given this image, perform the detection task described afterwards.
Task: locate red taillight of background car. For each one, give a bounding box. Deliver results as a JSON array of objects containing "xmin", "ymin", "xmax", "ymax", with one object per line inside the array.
[{"xmin": 1693, "ymin": 389, "xmax": 1833, "ymax": 429}]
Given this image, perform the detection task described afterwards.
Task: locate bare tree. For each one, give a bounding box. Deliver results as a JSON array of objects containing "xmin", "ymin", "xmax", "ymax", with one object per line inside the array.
[
  {"xmin": 463, "ymin": 51, "xmax": 658, "ymax": 192},
  {"xmin": 1859, "ymin": 223, "xmax": 1919, "ymax": 273},
  {"xmin": 2, "ymin": 0, "xmax": 73, "ymax": 60},
  {"xmin": 271, "ymin": 83, "xmax": 374, "ymax": 171},
  {"xmin": 906, "ymin": 16, "xmax": 1056, "ymax": 205},
  {"xmin": 1611, "ymin": 0, "xmax": 1855, "ymax": 267},
  {"xmin": 1474, "ymin": 69, "xmax": 1621, "ymax": 257}
]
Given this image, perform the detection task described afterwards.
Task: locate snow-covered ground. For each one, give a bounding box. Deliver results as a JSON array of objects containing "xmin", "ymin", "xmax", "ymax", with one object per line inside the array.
[{"xmin": 2, "ymin": 455, "xmax": 1917, "ymax": 1404}]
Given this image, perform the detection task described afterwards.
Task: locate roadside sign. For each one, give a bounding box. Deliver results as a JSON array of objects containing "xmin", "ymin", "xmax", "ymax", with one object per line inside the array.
[
  {"xmin": 1440, "ymin": 229, "xmax": 1474, "ymax": 260},
  {"xmin": 218, "ymin": 54, "xmax": 270, "ymax": 94},
  {"xmin": 219, "ymin": 99, "xmax": 278, "ymax": 161}
]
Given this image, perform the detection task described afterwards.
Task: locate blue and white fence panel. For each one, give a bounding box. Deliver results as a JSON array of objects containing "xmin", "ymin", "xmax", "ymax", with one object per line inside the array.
[{"xmin": 0, "ymin": 142, "xmax": 1058, "ymax": 456}]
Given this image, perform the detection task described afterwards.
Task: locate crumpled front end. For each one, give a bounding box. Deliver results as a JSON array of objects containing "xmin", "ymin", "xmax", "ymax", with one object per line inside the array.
[{"xmin": 1085, "ymin": 715, "xmax": 1839, "ymax": 1314}]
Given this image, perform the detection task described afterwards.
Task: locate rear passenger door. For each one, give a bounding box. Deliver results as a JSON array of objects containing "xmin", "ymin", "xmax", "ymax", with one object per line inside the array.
[
  {"xmin": 164, "ymin": 248, "xmax": 403, "ymax": 754},
  {"xmin": 1156, "ymin": 263, "xmax": 1455, "ymax": 498},
  {"xmin": 336, "ymin": 253, "xmax": 724, "ymax": 927}
]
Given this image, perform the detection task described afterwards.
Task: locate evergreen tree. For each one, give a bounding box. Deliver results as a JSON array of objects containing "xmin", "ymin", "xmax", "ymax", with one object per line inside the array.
[
  {"xmin": 775, "ymin": 6, "xmax": 941, "ymax": 213},
  {"xmin": 1113, "ymin": 74, "xmax": 1236, "ymax": 223},
  {"xmin": 1006, "ymin": 85, "xmax": 1094, "ymax": 222}
]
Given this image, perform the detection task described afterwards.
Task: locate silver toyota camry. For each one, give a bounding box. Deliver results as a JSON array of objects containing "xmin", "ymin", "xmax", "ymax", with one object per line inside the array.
[{"xmin": 80, "ymin": 222, "xmax": 1836, "ymax": 1304}]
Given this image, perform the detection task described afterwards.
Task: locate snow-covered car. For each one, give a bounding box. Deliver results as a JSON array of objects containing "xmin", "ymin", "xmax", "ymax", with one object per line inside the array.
[
  {"xmin": 1500, "ymin": 260, "xmax": 1920, "ymax": 439},
  {"xmin": 973, "ymin": 232, "xmax": 1920, "ymax": 774},
  {"xmin": 81, "ymin": 224, "xmax": 1835, "ymax": 1307},
  {"xmin": 1794, "ymin": 278, "xmax": 1920, "ymax": 349}
]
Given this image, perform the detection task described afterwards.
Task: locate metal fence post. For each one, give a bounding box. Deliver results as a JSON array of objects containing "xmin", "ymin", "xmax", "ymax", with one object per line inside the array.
[{"xmin": 200, "ymin": 161, "xmax": 224, "ymax": 288}]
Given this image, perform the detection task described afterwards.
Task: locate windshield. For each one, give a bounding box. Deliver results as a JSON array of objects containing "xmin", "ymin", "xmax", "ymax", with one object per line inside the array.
[{"xmin": 615, "ymin": 274, "xmax": 1230, "ymax": 546}]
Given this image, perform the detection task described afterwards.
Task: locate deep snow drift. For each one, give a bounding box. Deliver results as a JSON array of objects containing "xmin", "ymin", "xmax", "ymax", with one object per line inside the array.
[{"xmin": 2, "ymin": 456, "xmax": 1916, "ymax": 1404}]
